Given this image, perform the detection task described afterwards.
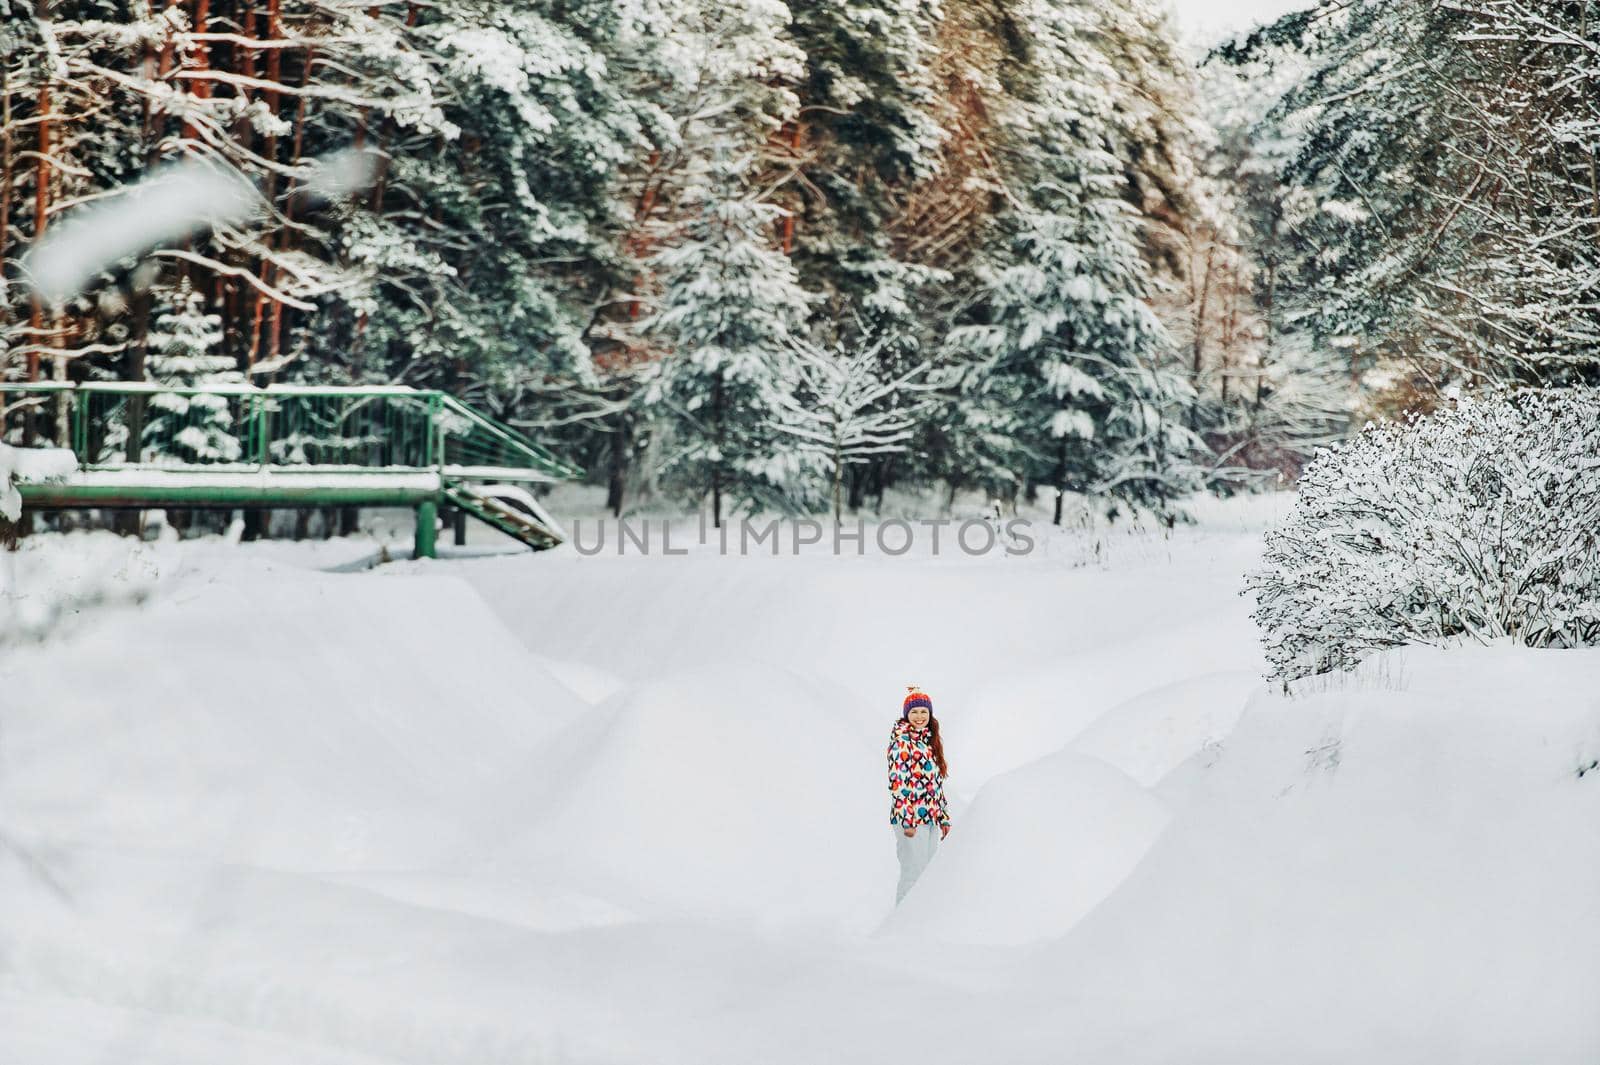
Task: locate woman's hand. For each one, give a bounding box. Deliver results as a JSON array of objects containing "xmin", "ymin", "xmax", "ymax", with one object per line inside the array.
[
  {"xmin": 940, "ymin": 824, "xmax": 950, "ymax": 840},
  {"xmin": 903, "ymin": 826, "xmax": 916, "ymax": 838}
]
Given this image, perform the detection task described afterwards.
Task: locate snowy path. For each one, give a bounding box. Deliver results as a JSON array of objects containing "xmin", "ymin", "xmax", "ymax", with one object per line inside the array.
[{"xmin": 2, "ymin": 499, "xmax": 1598, "ymax": 1063}]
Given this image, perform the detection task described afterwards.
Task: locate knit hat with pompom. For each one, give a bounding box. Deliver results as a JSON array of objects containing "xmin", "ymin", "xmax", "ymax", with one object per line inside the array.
[{"xmin": 902, "ymin": 686, "xmax": 933, "ymax": 718}]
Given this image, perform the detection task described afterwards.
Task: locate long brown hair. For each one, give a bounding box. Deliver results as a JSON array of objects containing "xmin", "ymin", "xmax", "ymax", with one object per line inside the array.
[{"xmin": 927, "ymin": 714, "xmax": 949, "ymax": 779}]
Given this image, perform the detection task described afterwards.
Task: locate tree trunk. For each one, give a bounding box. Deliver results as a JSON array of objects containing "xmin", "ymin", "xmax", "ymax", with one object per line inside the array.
[
  {"xmin": 125, "ymin": 0, "xmax": 167, "ymax": 370},
  {"xmin": 1256, "ymin": 254, "xmax": 1277, "ymax": 415},
  {"xmin": 607, "ymin": 414, "xmax": 630, "ymax": 516},
  {"xmin": 266, "ymin": 18, "xmax": 314, "ymax": 376},
  {"xmin": 832, "ymin": 448, "xmax": 843, "ymax": 526},
  {"xmin": 711, "ymin": 368, "xmax": 724, "ymax": 528},
  {"xmin": 0, "ymin": 55, "xmax": 14, "ymax": 356},
  {"xmin": 182, "ymin": 0, "xmax": 213, "ymax": 143},
  {"xmin": 125, "ymin": 284, "xmax": 154, "ymax": 458},
  {"xmin": 27, "ymin": 76, "xmax": 51, "ymax": 385},
  {"xmin": 1190, "ymin": 239, "xmax": 1216, "ymax": 435},
  {"xmin": 1219, "ymin": 262, "xmax": 1238, "ymax": 409},
  {"xmin": 780, "ymin": 122, "xmax": 803, "ymax": 253},
  {"xmin": 261, "ymin": 0, "xmax": 286, "ymax": 374},
  {"xmin": 1051, "ymin": 432, "xmax": 1068, "ymax": 526}
]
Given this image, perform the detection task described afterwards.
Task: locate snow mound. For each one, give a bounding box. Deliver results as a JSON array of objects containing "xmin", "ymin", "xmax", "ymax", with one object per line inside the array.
[
  {"xmin": 882, "ymin": 750, "xmax": 1170, "ymax": 946},
  {"xmin": 0, "ymin": 568, "xmax": 585, "ymax": 871},
  {"xmin": 953, "ymin": 613, "xmax": 1261, "ymax": 790},
  {"xmin": 1068, "ymin": 670, "xmax": 1257, "ymax": 785},
  {"xmin": 0, "ymin": 983, "xmax": 403, "ymax": 1065},
  {"xmin": 454, "ymin": 543, "xmax": 1265, "ymax": 800},
  {"xmin": 527, "ymin": 652, "xmax": 627, "ymax": 705},
  {"xmin": 481, "ymin": 662, "xmax": 894, "ymax": 933},
  {"xmin": 0, "ymin": 529, "xmax": 177, "ymax": 643},
  {"xmin": 1022, "ymin": 644, "xmax": 1600, "ymax": 1062}
]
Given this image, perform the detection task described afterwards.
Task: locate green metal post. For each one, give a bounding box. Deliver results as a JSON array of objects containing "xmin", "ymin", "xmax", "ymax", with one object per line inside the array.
[
  {"xmin": 252, "ymin": 394, "xmax": 268, "ymax": 465},
  {"xmin": 74, "ymin": 389, "xmax": 88, "ymax": 457},
  {"xmin": 261, "ymin": 395, "xmax": 273, "ymax": 465},
  {"xmin": 415, "ymin": 498, "xmax": 438, "ymax": 559},
  {"xmin": 425, "ymin": 392, "xmax": 441, "ymax": 467}
]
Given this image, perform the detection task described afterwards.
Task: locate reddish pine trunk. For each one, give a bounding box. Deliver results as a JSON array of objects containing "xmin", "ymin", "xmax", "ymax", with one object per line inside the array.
[
  {"xmin": 0, "ymin": 56, "xmax": 15, "ymax": 339},
  {"xmin": 261, "ymin": 0, "xmax": 285, "ymax": 370},
  {"xmin": 182, "ymin": 0, "xmax": 213, "ymax": 142},
  {"xmin": 27, "ymin": 80, "xmax": 50, "ymax": 382},
  {"xmin": 780, "ymin": 123, "xmax": 802, "ymax": 253}
]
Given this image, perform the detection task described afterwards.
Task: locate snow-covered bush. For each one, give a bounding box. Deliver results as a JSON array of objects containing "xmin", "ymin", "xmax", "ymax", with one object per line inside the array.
[
  {"xmin": 1, "ymin": 442, "xmax": 77, "ymax": 548},
  {"xmin": 1247, "ymin": 388, "xmax": 1600, "ymax": 683}
]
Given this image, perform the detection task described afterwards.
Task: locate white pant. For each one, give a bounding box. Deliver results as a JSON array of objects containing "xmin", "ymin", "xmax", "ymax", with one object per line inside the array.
[{"xmin": 893, "ymin": 822, "xmax": 941, "ymax": 904}]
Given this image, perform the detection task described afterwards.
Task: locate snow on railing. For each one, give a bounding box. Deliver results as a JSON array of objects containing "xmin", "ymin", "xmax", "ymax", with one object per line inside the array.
[
  {"xmin": 0, "ymin": 383, "xmax": 582, "ymax": 482},
  {"xmin": 1, "ymin": 441, "xmax": 78, "ymax": 542}
]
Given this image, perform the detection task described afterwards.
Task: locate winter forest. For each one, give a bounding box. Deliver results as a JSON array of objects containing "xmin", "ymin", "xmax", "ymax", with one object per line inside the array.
[
  {"xmin": 4, "ymin": 3, "xmax": 1600, "ymax": 1062},
  {"xmin": 5, "ymin": 0, "xmax": 1594, "ymax": 527}
]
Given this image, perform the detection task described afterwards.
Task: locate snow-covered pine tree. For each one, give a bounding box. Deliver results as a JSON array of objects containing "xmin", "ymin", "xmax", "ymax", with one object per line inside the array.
[
  {"xmin": 630, "ymin": 0, "xmax": 819, "ymax": 525},
  {"xmin": 0, "ymin": 1, "xmax": 151, "ymax": 398},
  {"xmin": 331, "ymin": 0, "xmax": 654, "ymax": 405},
  {"xmin": 142, "ymin": 281, "xmax": 245, "ymax": 464},
  {"xmin": 783, "ymin": 0, "xmax": 947, "ymax": 357},
  {"xmin": 580, "ymin": 0, "xmax": 813, "ymax": 517},
  {"xmin": 788, "ymin": 0, "xmax": 943, "ymax": 189},
  {"xmin": 771, "ymin": 332, "xmax": 930, "ymax": 523},
  {"xmin": 1247, "ymin": 0, "xmax": 1600, "ymax": 409},
  {"xmin": 0, "ymin": 0, "xmax": 451, "ymax": 403},
  {"xmin": 642, "ymin": 140, "xmax": 815, "ymax": 524},
  {"xmin": 0, "ymin": 5, "xmax": 51, "ymax": 384},
  {"xmin": 133, "ymin": 1, "xmax": 441, "ymax": 378},
  {"xmin": 1186, "ymin": 21, "xmax": 1352, "ymax": 478},
  {"xmin": 1088, "ymin": 0, "xmax": 1205, "ymax": 285},
  {"xmin": 943, "ymin": 0, "xmax": 1203, "ymax": 520}
]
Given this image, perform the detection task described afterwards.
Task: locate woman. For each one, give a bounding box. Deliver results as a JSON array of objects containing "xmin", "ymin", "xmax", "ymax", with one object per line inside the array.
[{"xmin": 887, "ymin": 685, "xmax": 951, "ymax": 904}]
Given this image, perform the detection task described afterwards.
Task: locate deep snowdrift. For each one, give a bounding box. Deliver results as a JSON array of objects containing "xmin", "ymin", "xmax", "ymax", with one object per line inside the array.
[
  {"xmin": 0, "ymin": 552, "xmax": 586, "ymax": 870},
  {"xmin": 474, "ymin": 663, "xmax": 895, "ymax": 933},
  {"xmin": 4, "ymin": 505, "xmax": 1597, "ymax": 1065},
  {"xmin": 1010, "ymin": 645, "xmax": 1600, "ymax": 1064},
  {"xmin": 684, "ymin": 646, "xmax": 1600, "ymax": 1065},
  {"xmin": 882, "ymin": 749, "xmax": 1170, "ymax": 946},
  {"xmin": 1068, "ymin": 668, "xmax": 1256, "ymax": 784},
  {"xmin": 444, "ymin": 522, "xmax": 1267, "ymax": 796}
]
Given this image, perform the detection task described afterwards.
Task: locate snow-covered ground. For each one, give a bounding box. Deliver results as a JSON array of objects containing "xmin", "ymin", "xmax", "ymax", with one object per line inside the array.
[{"xmin": 2, "ymin": 492, "xmax": 1597, "ymax": 1064}]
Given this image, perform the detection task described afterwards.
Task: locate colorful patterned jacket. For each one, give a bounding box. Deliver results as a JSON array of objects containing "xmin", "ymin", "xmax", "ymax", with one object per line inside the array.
[{"xmin": 886, "ymin": 719, "xmax": 950, "ymax": 829}]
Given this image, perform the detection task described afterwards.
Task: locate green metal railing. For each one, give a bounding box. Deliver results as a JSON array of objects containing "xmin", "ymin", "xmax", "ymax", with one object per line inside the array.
[{"xmin": 0, "ymin": 383, "xmax": 582, "ymax": 482}]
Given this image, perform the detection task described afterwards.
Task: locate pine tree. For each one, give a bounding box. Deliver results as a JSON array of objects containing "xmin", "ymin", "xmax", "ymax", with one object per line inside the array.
[
  {"xmin": 783, "ymin": 0, "xmax": 947, "ymax": 342},
  {"xmin": 1241, "ymin": 0, "xmax": 1600, "ymax": 407},
  {"xmin": 333, "ymin": 0, "xmax": 656, "ymax": 401},
  {"xmin": 942, "ymin": 0, "xmax": 1202, "ymax": 518},
  {"xmin": 1185, "ymin": 21, "xmax": 1352, "ymax": 478},
  {"xmin": 622, "ymin": 0, "xmax": 820, "ymax": 524},
  {"xmin": 642, "ymin": 142, "xmax": 815, "ymax": 524},
  {"xmin": 143, "ymin": 281, "xmax": 244, "ymax": 464}
]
